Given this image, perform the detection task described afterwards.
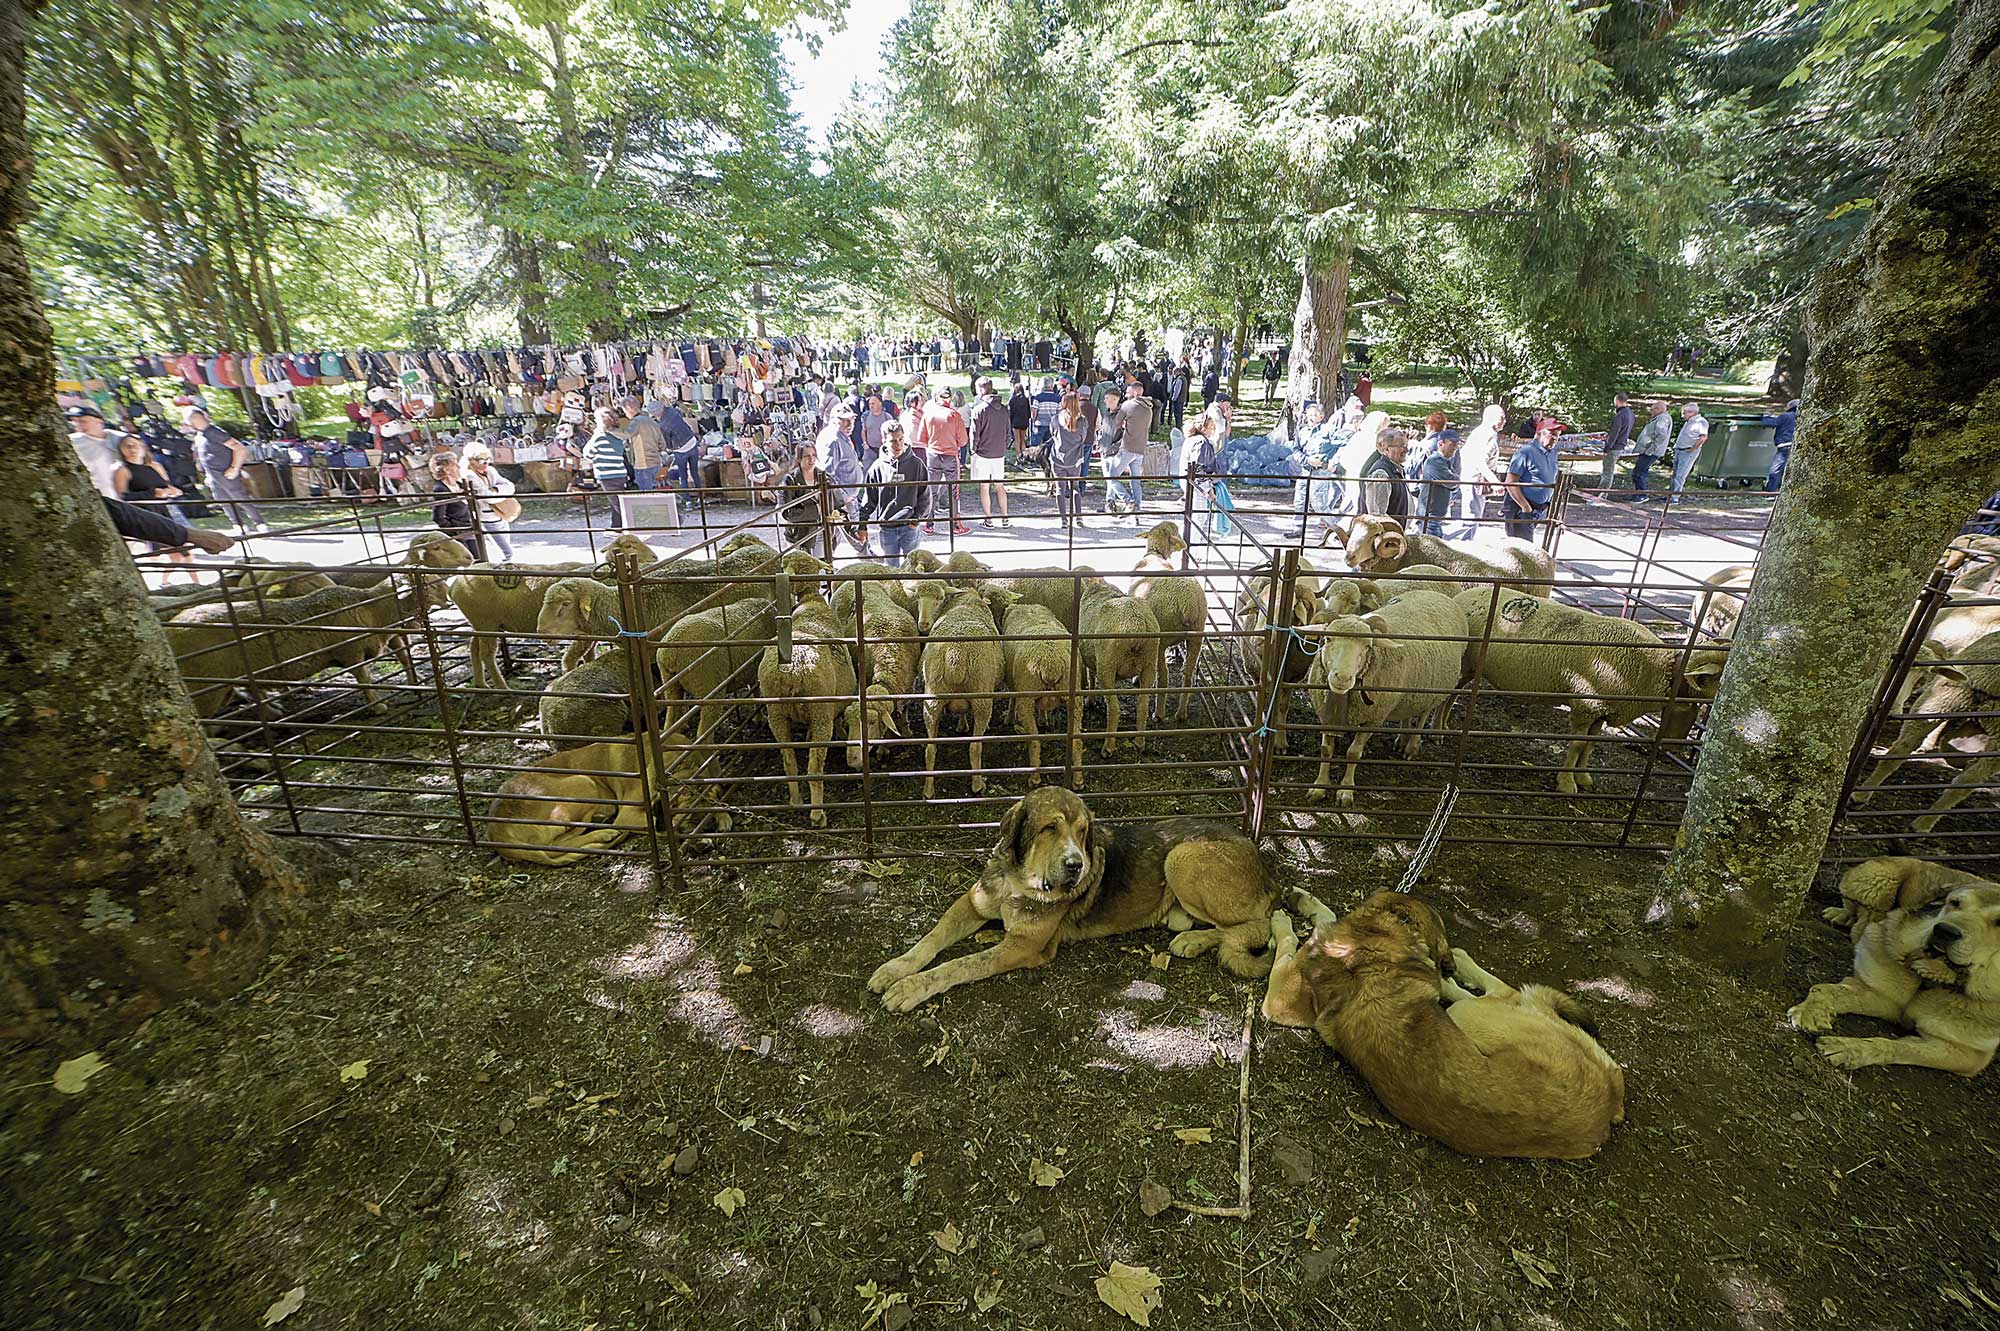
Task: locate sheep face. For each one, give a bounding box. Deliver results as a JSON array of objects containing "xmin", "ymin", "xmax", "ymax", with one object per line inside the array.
[
  {"xmin": 537, "ymin": 583, "xmax": 591, "ymax": 637},
  {"xmin": 1317, "ymin": 615, "xmax": 1388, "ymax": 693},
  {"xmin": 841, "ymin": 685, "xmax": 900, "ymax": 768},
  {"xmin": 1143, "ymin": 521, "xmax": 1186, "ymax": 560},
  {"xmin": 1659, "ymin": 652, "xmax": 1729, "ymax": 740},
  {"xmin": 600, "ymin": 533, "xmax": 661, "ymax": 567},
  {"xmin": 1343, "ymin": 517, "xmax": 1408, "ymax": 573},
  {"xmin": 910, "ymin": 581, "xmax": 947, "ymax": 633},
  {"xmin": 405, "ymin": 533, "xmax": 476, "ymax": 570}
]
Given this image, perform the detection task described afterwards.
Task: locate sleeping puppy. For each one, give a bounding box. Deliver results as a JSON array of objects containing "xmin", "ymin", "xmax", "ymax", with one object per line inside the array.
[
  {"xmin": 1789, "ymin": 880, "xmax": 2000, "ymax": 1075},
  {"xmin": 1262, "ymin": 890, "xmax": 1626, "ymax": 1160},
  {"xmin": 868, "ymin": 786, "xmax": 1275, "ymax": 1012}
]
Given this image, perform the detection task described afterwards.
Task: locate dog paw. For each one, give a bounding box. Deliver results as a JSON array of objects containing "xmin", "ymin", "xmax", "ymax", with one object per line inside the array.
[
  {"xmin": 1787, "ymin": 1000, "xmax": 1832, "ymax": 1034},
  {"xmin": 1448, "ymin": 949, "xmax": 1485, "ymax": 991},
  {"xmin": 1911, "ymin": 955, "xmax": 1958, "ymax": 985},
  {"xmin": 881, "ymin": 976, "xmax": 935, "ymax": 1013},
  {"xmin": 868, "ymin": 957, "xmax": 917, "ymax": 994},
  {"xmin": 1816, "ymin": 1036, "xmax": 1875, "ymax": 1070},
  {"xmin": 1168, "ymin": 930, "xmax": 1217, "ymax": 958},
  {"xmin": 1269, "ymin": 909, "xmax": 1295, "ymax": 945},
  {"xmin": 1820, "ymin": 906, "xmax": 1851, "ymax": 926}
]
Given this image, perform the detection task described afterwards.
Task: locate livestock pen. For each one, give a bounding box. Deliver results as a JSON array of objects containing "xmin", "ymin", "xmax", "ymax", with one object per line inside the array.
[{"xmin": 130, "ymin": 473, "xmax": 2000, "ymax": 884}]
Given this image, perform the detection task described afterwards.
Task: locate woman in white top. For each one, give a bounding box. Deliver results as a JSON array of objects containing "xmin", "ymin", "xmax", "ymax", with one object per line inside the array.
[
  {"xmin": 1462, "ymin": 405, "xmax": 1508, "ymax": 532},
  {"xmin": 459, "ymin": 441, "xmax": 519, "ymax": 560}
]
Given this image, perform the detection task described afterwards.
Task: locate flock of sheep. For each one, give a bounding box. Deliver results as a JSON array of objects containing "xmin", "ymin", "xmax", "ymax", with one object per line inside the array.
[{"xmin": 144, "ymin": 512, "xmax": 2000, "ymax": 863}]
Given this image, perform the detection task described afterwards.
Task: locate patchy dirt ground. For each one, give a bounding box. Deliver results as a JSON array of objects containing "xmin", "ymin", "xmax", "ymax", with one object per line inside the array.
[{"xmin": 5, "ymin": 821, "xmax": 2000, "ymax": 1331}]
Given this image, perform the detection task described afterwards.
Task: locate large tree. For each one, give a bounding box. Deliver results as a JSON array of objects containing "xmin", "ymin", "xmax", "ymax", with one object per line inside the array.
[
  {"xmin": 1655, "ymin": 0, "xmax": 2000, "ymax": 968},
  {"xmin": 0, "ymin": 0, "xmax": 298, "ymax": 1035}
]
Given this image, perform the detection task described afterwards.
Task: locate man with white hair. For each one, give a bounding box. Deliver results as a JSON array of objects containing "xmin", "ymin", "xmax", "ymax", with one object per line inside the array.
[
  {"xmin": 1669, "ymin": 400, "xmax": 1711, "ymax": 504},
  {"xmin": 1761, "ymin": 398, "xmax": 1801, "ymax": 492},
  {"xmin": 1464, "ymin": 404, "xmax": 1508, "ymax": 531}
]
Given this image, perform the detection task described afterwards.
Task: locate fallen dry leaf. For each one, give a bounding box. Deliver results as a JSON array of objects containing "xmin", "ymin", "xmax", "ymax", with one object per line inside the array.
[
  {"xmin": 732, "ymin": 963, "xmax": 753, "ymax": 976},
  {"xmin": 1150, "ymin": 952, "xmax": 1170, "ymax": 970},
  {"xmin": 713, "ymin": 1186, "xmax": 747, "ymax": 1217},
  {"xmin": 260, "ymin": 1285, "xmax": 305, "ymax": 1327},
  {"xmin": 1173, "ymin": 1127, "xmax": 1213, "ymax": 1146},
  {"xmin": 1028, "ymin": 1158, "xmax": 1064, "ymax": 1188},
  {"xmin": 1138, "ymin": 1180, "xmax": 1173, "ymax": 1217},
  {"xmin": 974, "ymin": 1277, "xmax": 1004, "ymax": 1313},
  {"xmin": 1095, "ymin": 1262, "xmax": 1163, "ymax": 1326},
  {"xmin": 338, "ymin": 1059, "xmax": 370, "ymax": 1084},
  {"xmin": 930, "ymin": 1220, "xmax": 964, "ymax": 1254},
  {"xmin": 52, "ymin": 1052, "xmax": 107, "ymax": 1095}
]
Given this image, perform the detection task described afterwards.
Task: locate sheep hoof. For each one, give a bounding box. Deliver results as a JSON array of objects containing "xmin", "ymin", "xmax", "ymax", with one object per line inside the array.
[
  {"xmin": 809, "ymin": 809, "xmax": 827, "ymax": 829},
  {"xmin": 1575, "ymin": 772, "xmax": 1595, "ymax": 791},
  {"xmin": 1335, "ymin": 789, "xmax": 1356, "ymax": 809},
  {"xmin": 1306, "ymin": 786, "xmax": 1328, "ymax": 805},
  {"xmin": 1101, "ymin": 742, "xmax": 1117, "ymax": 757},
  {"xmin": 1556, "ymin": 777, "xmax": 1579, "ymax": 797},
  {"xmin": 971, "ymin": 775, "xmax": 986, "ymax": 793}
]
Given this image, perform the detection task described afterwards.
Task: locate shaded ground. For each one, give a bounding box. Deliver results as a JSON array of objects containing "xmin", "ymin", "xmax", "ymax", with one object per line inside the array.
[{"xmin": 5, "ymin": 826, "xmax": 2000, "ymax": 1331}]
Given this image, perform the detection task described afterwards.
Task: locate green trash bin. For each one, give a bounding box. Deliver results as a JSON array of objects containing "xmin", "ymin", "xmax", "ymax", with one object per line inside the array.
[{"xmin": 1687, "ymin": 416, "xmax": 1778, "ymax": 489}]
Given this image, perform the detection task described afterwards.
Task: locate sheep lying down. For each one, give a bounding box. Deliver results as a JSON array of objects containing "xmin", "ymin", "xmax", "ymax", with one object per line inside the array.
[{"xmin": 1455, "ymin": 588, "xmax": 1728, "ymax": 796}]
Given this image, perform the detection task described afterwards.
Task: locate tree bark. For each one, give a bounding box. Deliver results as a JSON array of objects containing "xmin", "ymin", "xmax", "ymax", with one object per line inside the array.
[
  {"xmin": 0, "ymin": 0, "xmax": 299, "ymax": 1036},
  {"xmin": 502, "ymin": 227, "xmax": 551, "ymax": 346},
  {"xmin": 1285, "ymin": 256, "xmax": 1350, "ymax": 409},
  {"xmin": 1766, "ymin": 325, "xmax": 1808, "ymax": 400},
  {"xmin": 1654, "ymin": 1, "xmax": 2000, "ymax": 969},
  {"xmin": 1226, "ymin": 300, "xmax": 1249, "ymax": 403}
]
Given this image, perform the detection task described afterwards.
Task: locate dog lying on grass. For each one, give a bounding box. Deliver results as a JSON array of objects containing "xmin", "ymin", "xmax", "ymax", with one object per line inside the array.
[
  {"xmin": 1262, "ymin": 890, "xmax": 1625, "ymax": 1159},
  {"xmin": 869, "ymin": 787, "xmax": 1274, "ymax": 1012}
]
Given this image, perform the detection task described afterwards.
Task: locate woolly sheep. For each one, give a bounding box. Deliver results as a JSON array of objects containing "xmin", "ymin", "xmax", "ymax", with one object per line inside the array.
[
  {"xmin": 829, "ymin": 561, "xmax": 916, "ymax": 622},
  {"xmin": 1236, "ymin": 564, "xmax": 1320, "ymax": 691},
  {"xmin": 1132, "ymin": 550, "xmax": 1204, "ymax": 722},
  {"xmin": 1077, "ymin": 578, "xmax": 1160, "ymax": 755},
  {"xmin": 1304, "ymin": 590, "xmax": 1469, "ymax": 806},
  {"xmin": 536, "ymin": 546, "xmax": 816, "ymax": 653},
  {"xmin": 1694, "ymin": 565, "xmax": 1756, "ymax": 642},
  {"xmin": 539, "ymin": 653, "xmax": 638, "ymax": 743},
  {"xmin": 1001, "ymin": 598, "xmax": 1081, "ymax": 784},
  {"xmin": 759, "ymin": 589, "xmax": 857, "ymax": 825},
  {"xmin": 919, "ymin": 584, "xmax": 1017, "ymax": 797},
  {"xmin": 452, "ymin": 560, "xmax": 591, "ymax": 690},
  {"xmin": 1331, "ymin": 514, "xmax": 1556, "ymax": 597},
  {"xmin": 656, "ymin": 598, "xmax": 777, "ymax": 747},
  {"xmin": 1453, "ymin": 587, "xmax": 1728, "ymax": 795},
  {"xmin": 1853, "ymin": 630, "xmax": 2000, "ymax": 830},
  {"xmin": 987, "ymin": 565, "xmax": 1092, "ymax": 631},
  {"xmin": 838, "ymin": 581, "xmax": 920, "ymax": 771},
  {"xmin": 168, "ymin": 582, "xmax": 426, "ymax": 718},
  {"xmin": 1354, "ymin": 564, "xmax": 1467, "ymax": 607}
]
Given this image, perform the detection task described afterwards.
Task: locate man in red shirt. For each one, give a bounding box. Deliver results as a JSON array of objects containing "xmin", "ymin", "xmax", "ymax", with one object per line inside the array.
[{"xmin": 913, "ymin": 383, "xmax": 971, "ymax": 535}]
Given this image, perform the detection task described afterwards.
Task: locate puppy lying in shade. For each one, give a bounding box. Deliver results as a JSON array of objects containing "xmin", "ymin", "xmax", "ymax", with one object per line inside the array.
[{"xmin": 1262, "ymin": 890, "xmax": 1625, "ymax": 1160}]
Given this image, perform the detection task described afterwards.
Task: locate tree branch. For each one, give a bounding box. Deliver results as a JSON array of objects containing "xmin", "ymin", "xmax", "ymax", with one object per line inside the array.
[{"xmin": 1115, "ymin": 37, "xmax": 1231, "ymax": 59}]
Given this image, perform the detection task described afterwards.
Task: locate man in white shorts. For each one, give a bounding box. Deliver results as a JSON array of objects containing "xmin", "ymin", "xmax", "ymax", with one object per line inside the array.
[{"xmin": 967, "ymin": 376, "xmax": 1013, "ymax": 528}]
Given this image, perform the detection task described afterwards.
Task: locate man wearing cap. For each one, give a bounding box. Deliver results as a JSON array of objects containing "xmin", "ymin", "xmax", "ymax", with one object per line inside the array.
[
  {"xmin": 185, "ymin": 407, "xmax": 265, "ymax": 531},
  {"xmin": 818, "ymin": 399, "xmax": 870, "ymax": 555},
  {"xmin": 1760, "ymin": 398, "xmax": 1800, "ymax": 493},
  {"xmin": 912, "ymin": 383, "xmax": 970, "ymax": 536},
  {"xmin": 1599, "ymin": 392, "xmax": 1635, "ymax": 493},
  {"xmin": 1503, "ymin": 420, "xmax": 1564, "ymax": 540},
  {"xmin": 67, "ymin": 405, "xmax": 127, "ymax": 500}
]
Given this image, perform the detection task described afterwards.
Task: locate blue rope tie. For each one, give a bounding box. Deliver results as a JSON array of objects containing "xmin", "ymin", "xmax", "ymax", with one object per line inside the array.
[
  {"xmin": 1249, "ymin": 625, "xmax": 1320, "ymax": 738},
  {"xmin": 605, "ymin": 615, "xmax": 652, "ymax": 639}
]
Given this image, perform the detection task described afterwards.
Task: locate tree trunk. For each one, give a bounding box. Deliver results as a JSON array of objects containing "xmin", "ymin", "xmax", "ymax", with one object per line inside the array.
[
  {"xmin": 503, "ymin": 227, "xmax": 551, "ymax": 345},
  {"xmin": 750, "ymin": 279, "xmax": 767, "ymax": 338},
  {"xmin": 1767, "ymin": 324, "xmax": 1808, "ymax": 400},
  {"xmin": 0, "ymin": 0, "xmax": 298, "ymax": 1036},
  {"xmin": 1654, "ymin": 2, "xmax": 2000, "ymax": 969},
  {"xmin": 1226, "ymin": 301, "xmax": 1249, "ymax": 403},
  {"xmin": 1285, "ymin": 256, "xmax": 1350, "ymax": 409}
]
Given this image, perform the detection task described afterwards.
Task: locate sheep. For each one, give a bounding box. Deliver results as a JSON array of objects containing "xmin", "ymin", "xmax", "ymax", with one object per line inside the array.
[
  {"xmin": 837, "ymin": 581, "xmax": 920, "ymax": 771},
  {"xmin": 656, "ymin": 598, "xmax": 777, "ymax": 747},
  {"xmin": 1330, "ymin": 514, "xmax": 1556, "ymax": 597},
  {"xmin": 1454, "ymin": 586, "xmax": 1729, "ymax": 795},
  {"xmin": 1000, "ymin": 599, "xmax": 1081, "ymax": 784},
  {"xmin": 1944, "ymin": 534, "xmax": 2000, "ymax": 597},
  {"xmin": 830, "ymin": 561, "xmax": 917, "ymax": 621},
  {"xmin": 900, "ymin": 548, "xmax": 953, "ymax": 632},
  {"xmin": 1141, "ymin": 520, "xmax": 1187, "ymax": 562},
  {"xmin": 919, "ymin": 584, "xmax": 1017, "ymax": 797},
  {"xmin": 1853, "ymin": 630, "xmax": 2000, "ymax": 829},
  {"xmin": 759, "ymin": 589, "xmax": 857, "ymax": 826},
  {"xmin": 987, "ymin": 566, "xmax": 1092, "ymax": 631},
  {"xmin": 1236, "ymin": 564, "xmax": 1320, "ymax": 691},
  {"xmin": 536, "ymin": 546, "xmax": 816, "ymax": 659},
  {"xmin": 168, "ymin": 582, "xmax": 427, "ymax": 718},
  {"xmin": 1132, "ymin": 549, "xmax": 1204, "ymax": 722},
  {"xmin": 452, "ymin": 560, "xmax": 592, "ymax": 690},
  {"xmin": 1694, "ymin": 565, "xmax": 1756, "ymax": 642},
  {"xmin": 1353, "ymin": 564, "xmax": 1467, "ymax": 607},
  {"xmin": 539, "ymin": 653, "xmax": 638, "ymax": 742},
  {"xmin": 1077, "ymin": 578, "xmax": 1160, "ymax": 755},
  {"xmin": 1303, "ymin": 591, "xmax": 1469, "ymax": 806}
]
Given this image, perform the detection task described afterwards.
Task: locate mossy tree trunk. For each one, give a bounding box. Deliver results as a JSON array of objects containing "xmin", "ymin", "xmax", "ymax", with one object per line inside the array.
[
  {"xmin": 1285, "ymin": 256, "xmax": 1349, "ymax": 412},
  {"xmin": 1654, "ymin": 2, "xmax": 2000, "ymax": 969},
  {"xmin": 0, "ymin": 0, "xmax": 298, "ymax": 1036}
]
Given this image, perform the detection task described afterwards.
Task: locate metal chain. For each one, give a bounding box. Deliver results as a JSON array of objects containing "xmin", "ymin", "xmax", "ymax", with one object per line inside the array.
[{"xmin": 1395, "ymin": 781, "xmax": 1460, "ymax": 892}]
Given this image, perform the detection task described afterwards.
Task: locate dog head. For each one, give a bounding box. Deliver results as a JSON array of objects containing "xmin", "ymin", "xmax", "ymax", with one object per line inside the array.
[
  {"xmin": 1911, "ymin": 884, "xmax": 2000, "ymax": 996},
  {"xmin": 1296, "ymin": 891, "xmax": 1452, "ymax": 1018},
  {"xmin": 986, "ymin": 786, "xmax": 1103, "ymax": 900}
]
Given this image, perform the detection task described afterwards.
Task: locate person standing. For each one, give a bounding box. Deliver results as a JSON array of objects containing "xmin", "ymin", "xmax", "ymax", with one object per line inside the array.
[
  {"xmin": 462, "ymin": 440, "xmax": 522, "ymax": 553},
  {"xmin": 968, "ymin": 377, "xmax": 1013, "ymax": 528},
  {"xmin": 1463, "ymin": 404, "xmax": 1507, "ymax": 530},
  {"xmin": 1503, "ymin": 421, "xmax": 1563, "ymax": 541},
  {"xmin": 1599, "ymin": 392, "xmax": 1635, "ymax": 493},
  {"xmin": 67, "ymin": 405, "xmax": 127, "ymax": 500},
  {"xmin": 1183, "ymin": 396, "xmax": 1232, "ymax": 534},
  {"xmin": 817, "ymin": 399, "xmax": 869, "ymax": 555},
  {"xmin": 1261, "ymin": 352, "xmax": 1280, "ymax": 403},
  {"xmin": 583, "ymin": 406, "xmax": 633, "ymax": 529},
  {"xmin": 1007, "ymin": 374, "xmax": 1033, "ymax": 458},
  {"xmin": 1105, "ymin": 383, "xmax": 1156, "ymax": 522},
  {"xmin": 857, "ymin": 390, "xmax": 893, "ymax": 471},
  {"xmin": 1284, "ymin": 401, "xmax": 1340, "ymax": 539},
  {"xmin": 1415, "ymin": 428, "xmax": 1463, "ymax": 538},
  {"xmin": 1628, "ymin": 400, "xmax": 1673, "ymax": 500},
  {"xmin": 912, "ymin": 383, "xmax": 970, "ymax": 536},
  {"xmin": 857, "ymin": 419, "xmax": 929, "ymax": 568},
  {"xmin": 1200, "ymin": 362, "xmax": 1219, "ymax": 410},
  {"xmin": 621, "ymin": 396, "xmax": 667, "ymax": 492},
  {"xmin": 1050, "ymin": 387, "xmax": 1091, "ymax": 529},
  {"xmin": 659, "ymin": 401, "xmax": 703, "ymax": 492},
  {"xmin": 184, "ymin": 407, "xmax": 266, "ymax": 532},
  {"xmin": 1356, "ymin": 428, "xmax": 1413, "ymax": 521},
  {"xmin": 780, "ymin": 439, "xmax": 832, "ymax": 551},
  {"xmin": 429, "ymin": 453, "xmax": 478, "ymax": 557},
  {"xmin": 1668, "ymin": 401, "xmax": 1711, "ymax": 504},
  {"xmin": 1355, "ymin": 369, "xmax": 1373, "ymax": 409},
  {"xmin": 1761, "ymin": 398, "xmax": 1800, "ymax": 492}
]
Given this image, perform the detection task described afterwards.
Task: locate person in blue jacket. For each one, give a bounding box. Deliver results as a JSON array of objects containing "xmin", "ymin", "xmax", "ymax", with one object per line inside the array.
[{"xmin": 1761, "ymin": 399, "xmax": 1800, "ymax": 492}]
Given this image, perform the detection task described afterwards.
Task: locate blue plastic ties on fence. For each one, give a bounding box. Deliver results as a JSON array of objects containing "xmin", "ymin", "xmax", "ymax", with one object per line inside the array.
[
  {"xmin": 606, "ymin": 615, "xmax": 651, "ymax": 640},
  {"xmin": 1249, "ymin": 626, "xmax": 1321, "ymax": 738}
]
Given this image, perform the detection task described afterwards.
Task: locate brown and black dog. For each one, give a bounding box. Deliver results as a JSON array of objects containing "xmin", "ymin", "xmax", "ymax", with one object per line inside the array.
[
  {"xmin": 868, "ymin": 786, "xmax": 1275, "ymax": 1012},
  {"xmin": 1263, "ymin": 890, "xmax": 1625, "ymax": 1159}
]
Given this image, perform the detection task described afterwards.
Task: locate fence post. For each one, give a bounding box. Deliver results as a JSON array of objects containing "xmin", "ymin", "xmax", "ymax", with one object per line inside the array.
[
  {"xmin": 1246, "ymin": 546, "xmax": 1300, "ymax": 841},
  {"xmin": 818, "ymin": 472, "xmax": 839, "ymax": 564},
  {"xmin": 1064, "ymin": 570, "xmax": 1085, "ymax": 791},
  {"xmin": 411, "ymin": 567, "xmax": 481, "ymax": 849},
  {"xmin": 1180, "ymin": 472, "xmax": 1195, "ymax": 566},
  {"xmin": 610, "ymin": 548, "xmax": 687, "ymax": 891},
  {"xmin": 1835, "ymin": 566, "xmax": 1954, "ymax": 811}
]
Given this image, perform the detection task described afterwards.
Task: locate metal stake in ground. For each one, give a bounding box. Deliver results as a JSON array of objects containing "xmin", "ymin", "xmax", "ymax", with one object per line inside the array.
[{"xmin": 1170, "ymin": 994, "xmax": 1256, "ymax": 1220}]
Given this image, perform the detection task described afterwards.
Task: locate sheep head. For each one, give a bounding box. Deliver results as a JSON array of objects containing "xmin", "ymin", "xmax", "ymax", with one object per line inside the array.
[
  {"xmin": 599, "ymin": 533, "xmax": 662, "ymax": 569},
  {"xmin": 1317, "ymin": 579, "xmax": 1371, "ymax": 621},
  {"xmin": 1315, "ymin": 614, "xmax": 1390, "ymax": 694},
  {"xmin": 1660, "ymin": 650, "xmax": 1730, "ymax": 740},
  {"xmin": 404, "ymin": 532, "xmax": 476, "ymax": 570},
  {"xmin": 909, "ymin": 578, "xmax": 948, "ymax": 632},
  {"xmin": 841, "ymin": 683, "xmax": 900, "ymax": 768},
  {"xmin": 1143, "ymin": 521, "xmax": 1186, "ymax": 560},
  {"xmin": 1341, "ymin": 515, "xmax": 1407, "ymax": 572},
  {"xmin": 538, "ymin": 578, "xmax": 608, "ymax": 637}
]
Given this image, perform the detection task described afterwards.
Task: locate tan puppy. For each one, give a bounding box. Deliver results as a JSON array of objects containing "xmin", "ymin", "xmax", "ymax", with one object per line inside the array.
[
  {"xmin": 1822, "ymin": 856, "xmax": 1997, "ymax": 942},
  {"xmin": 869, "ymin": 787, "xmax": 1274, "ymax": 1012},
  {"xmin": 1262, "ymin": 891, "xmax": 1625, "ymax": 1160},
  {"xmin": 484, "ymin": 737, "xmax": 661, "ymax": 866},
  {"xmin": 1789, "ymin": 880, "xmax": 2000, "ymax": 1075}
]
